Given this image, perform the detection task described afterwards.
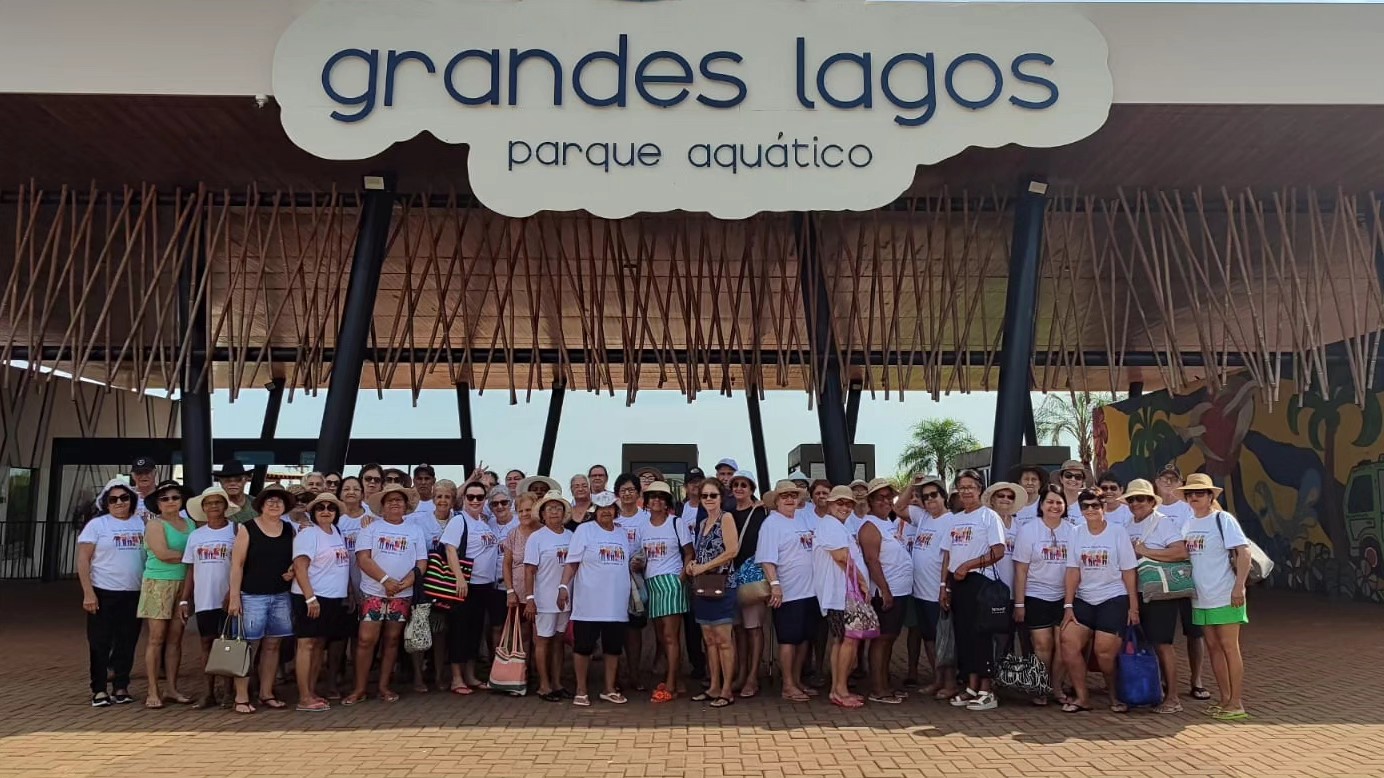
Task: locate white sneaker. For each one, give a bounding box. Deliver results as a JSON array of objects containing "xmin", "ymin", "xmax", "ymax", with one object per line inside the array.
[
  {"xmin": 948, "ymin": 689, "xmax": 978, "ymax": 707},
  {"xmin": 966, "ymin": 691, "xmax": 998, "ymax": 711}
]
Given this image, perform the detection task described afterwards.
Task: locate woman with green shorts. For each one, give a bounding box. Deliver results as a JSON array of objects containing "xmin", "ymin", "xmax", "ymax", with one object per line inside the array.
[
  {"xmin": 1178, "ymin": 474, "xmax": 1252, "ymax": 721},
  {"xmin": 640, "ymin": 481, "xmax": 693, "ymax": 703}
]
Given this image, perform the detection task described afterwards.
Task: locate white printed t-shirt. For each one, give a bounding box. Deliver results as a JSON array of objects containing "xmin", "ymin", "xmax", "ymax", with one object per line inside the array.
[
  {"xmin": 182, "ymin": 523, "xmax": 236, "ymax": 612},
  {"xmin": 522, "ymin": 526, "xmax": 572, "ymax": 613},
  {"xmin": 77, "ymin": 514, "xmax": 146, "ymax": 591},
  {"xmin": 1182, "ymin": 511, "xmax": 1249, "ymax": 609},
  {"xmin": 755, "ymin": 511, "xmax": 816, "ymax": 602},
  {"xmin": 907, "ymin": 507, "xmax": 952, "ymax": 602},
  {"xmin": 291, "ymin": 524, "xmax": 350, "ymax": 598},
  {"xmin": 567, "ymin": 521, "xmax": 640, "ymax": 622},
  {"xmin": 355, "ymin": 519, "xmax": 428, "ymax": 599},
  {"xmin": 940, "ymin": 506, "xmax": 1005, "ymax": 580},
  {"xmin": 1066, "ymin": 522, "xmax": 1137, "ymax": 605},
  {"xmin": 1011, "ymin": 519, "xmax": 1074, "ymax": 603}
]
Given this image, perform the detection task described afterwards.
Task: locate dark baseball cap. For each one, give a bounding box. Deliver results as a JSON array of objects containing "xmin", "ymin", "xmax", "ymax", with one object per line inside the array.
[
  {"xmin": 413, "ymin": 463, "xmax": 436, "ymax": 476},
  {"xmin": 131, "ymin": 456, "xmax": 157, "ymax": 473},
  {"xmin": 686, "ymin": 467, "xmax": 706, "ymax": 482}
]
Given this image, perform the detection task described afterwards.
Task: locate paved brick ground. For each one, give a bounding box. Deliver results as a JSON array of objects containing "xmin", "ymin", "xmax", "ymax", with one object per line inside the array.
[{"xmin": 1, "ymin": 582, "xmax": 1381, "ymax": 778}]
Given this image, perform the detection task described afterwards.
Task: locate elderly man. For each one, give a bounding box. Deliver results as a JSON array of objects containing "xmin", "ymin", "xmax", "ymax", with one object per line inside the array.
[
  {"xmin": 413, "ymin": 464, "xmax": 437, "ymax": 514},
  {"xmin": 213, "ymin": 459, "xmax": 257, "ymax": 524},
  {"xmin": 130, "ymin": 456, "xmax": 159, "ymax": 522}
]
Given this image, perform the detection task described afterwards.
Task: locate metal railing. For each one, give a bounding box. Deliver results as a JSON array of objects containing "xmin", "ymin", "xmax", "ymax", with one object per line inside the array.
[{"xmin": 0, "ymin": 518, "xmax": 79, "ymax": 580}]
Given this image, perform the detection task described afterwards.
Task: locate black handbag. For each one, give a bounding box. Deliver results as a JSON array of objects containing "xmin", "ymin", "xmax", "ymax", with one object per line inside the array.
[{"xmin": 973, "ymin": 568, "xmax": 1014, "ymax": 634}]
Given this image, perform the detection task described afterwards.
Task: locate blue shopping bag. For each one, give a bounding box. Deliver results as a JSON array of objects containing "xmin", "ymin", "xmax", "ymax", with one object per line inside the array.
[{"xmin": 1116, "ymin": 626, "xmax": 1162, "ymax": 707}]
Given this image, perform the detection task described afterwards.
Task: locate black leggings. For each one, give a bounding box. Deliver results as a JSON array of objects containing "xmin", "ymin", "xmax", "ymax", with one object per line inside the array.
[
  {"xmin": 446, "ymin": 583, "xmax": 494, "ymax": 664},
  {"xmin": 87, "ymin": 588, "xmax": 141, "ymax": 694},
  {"xmin": 949, "ymin": 574, "xmax": 996, "ymax": 680}
]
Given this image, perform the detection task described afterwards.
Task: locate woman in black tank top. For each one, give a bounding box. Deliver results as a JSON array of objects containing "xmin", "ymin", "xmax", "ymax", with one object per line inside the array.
[{"xmin": 227, "ymin": 486, "xmax": 297, "ymax": 713}]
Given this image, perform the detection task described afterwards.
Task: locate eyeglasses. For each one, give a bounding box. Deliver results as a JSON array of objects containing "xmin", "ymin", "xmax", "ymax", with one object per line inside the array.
[
  {"xmin": 107, "ymin": 494, "xmax": 132, "ymax": 504},
  {"xmin": 1184, "ymin": 489, "xmax": 1212, "ymax": 498},
  {"xmin": 618, "ymin": 487, "xmax": 638, "ymax": 495},
  {"xmin": 158, "ymin": 494, "xmax": 182, "ymax": 503},
  {"xmin": 1062, "ymin": 472, "xmax": 1085, "ymax": 481},
  {"xmin": 700, "ymin": 492, "xmax": 720, "ymax": 500},
  {"xmin": 490, "ymin": 500, "xmax": 511, "ymax": 508},
  {"xmin": 363, "ymin": 476, "xmax": 382, "ymax": 484},
  {"xmin": 1079, "ymin": 501, "xmax": 1102, "ymax": 510},
  {"xmin": 464, "ymin": 494, "xmax": 486, "ymax": 502},
  {"xmin": 920, "ymin": 491, "xmax": 943, "ymax": 500}
]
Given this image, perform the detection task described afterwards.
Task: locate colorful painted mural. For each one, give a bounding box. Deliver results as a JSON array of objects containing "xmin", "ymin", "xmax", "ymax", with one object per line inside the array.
[{"xmin": 1099, "ymin": 372, "xmax": 1384, "ymax": 603}]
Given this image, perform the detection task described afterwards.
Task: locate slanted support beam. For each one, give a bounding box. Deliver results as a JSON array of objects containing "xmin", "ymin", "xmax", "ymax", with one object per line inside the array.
[
  {"xmin": 250, "ymin": 377, "xmax": 286, "ymax": 495},
  {"xmin": 536, "ymin": 379, "xmax": 566, "ymax": 477},
  {"xmin": 314, "ymin": 174, "xmax": 396, "ymax": 474},
  {"xmin": 845, "ymin": 377, "xmax": 863, "ymax": 445},
  {"xmin": 456, "ymin": 382, "xmax": 476, "ymax": 475},
  {"xmin": 796, "ymin": 212, "xmax": 852, "ymax": 486},
  {"xmin": 991, "ymin": 180, "xmax": 1049, "ymax": 481},
  {"xmin": 746, "ymin": 383, "xmax": 772, "ymax": 495},
  {"xmin": 1023, "ymin": 389, "xmax": 1039, "ymax": 448},
  {"xmin": 178, "ymin": 205, "xmax": 212, "ymax": 493}
]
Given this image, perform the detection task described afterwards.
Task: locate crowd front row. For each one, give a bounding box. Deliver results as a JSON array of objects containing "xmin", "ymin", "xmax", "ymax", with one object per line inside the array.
[{"xmin": 76, "ymin": 459, "xmax": 1255, "ymax": 721}]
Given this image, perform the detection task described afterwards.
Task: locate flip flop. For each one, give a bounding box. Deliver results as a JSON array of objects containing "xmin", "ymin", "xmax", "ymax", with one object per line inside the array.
[
  {"xmin": 1155, "ymin": 702, "xmax": 1184, "ymax": 714},
  {"xmin": 233, "ymin": 700, "xmax": 257, "ymax": 715},
  {"xmin": 868, "ymin": 693, "xmax": 904, "ymax": 705},
  {"xmin": 781, "ymin": 691, "xmax": 810, "ymax": 703},
  {"xmin": 1109, "ymin": 703, "xmax": 1129, "ymax": 713},
  {"xmin": 573, "ymin": 694, "xmax": 591, "ymax": 707},
  {"xmin": 831, "ymin": 695, "xmax": 865, "ymax": 709},
  {"xmin": 599, "ymin": 692, "xmax": 628, "ymax": 705},
  {"xmin": 144, "ymin": 698, "xmax": 165, "ymax": 709},
  {"xmin": 1061, "ymin": 703, "xmax": 1093, "ymax": 713},
  {"xmin": 710, "ymin": 696, "xmax": 734, "ymax": 708},
  {"xmin": 379, "ymin": 691, "xmax": 400, "ymax": 703},
  {"xmin": 1191, "ymin": 686, "xmax": 1212, "ymax": 700},
  {"xmin": 341, "ymin": 693, "xmax": 367, "ymax": 706},
  {"xmin": 1212, "ymin": 710, "xmax": 1250, "ymax": 721},
  {"xmin": 691, "ymin": 691, "xmax": 713, "ymax": 702},
  {"xmin": 296, "ymin": 701, "xmax": 331, "ymax": 712},
  {"xmin": 738, "ymin": 686, "xmax": 759, "ymax": 699},
  {"xmin": 651, "ymin": 685, "xmax": 674, "ymax": 703},
  {"xmin": 450, "ymin": 685, "xmax": 474, "ymax": 696},
  {"xmin": 258, "ymin": 697, "xmax": 287, "ymax": 710},
  {"xmin": 167, "ymin": 693, "xmax": 194, "ymax": 705}
]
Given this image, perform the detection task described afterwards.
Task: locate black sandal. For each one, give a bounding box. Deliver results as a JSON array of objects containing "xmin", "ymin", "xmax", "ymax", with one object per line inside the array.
[
  {"xmin": 1191, "ymin": 686, "xmax": 1212, "ymax": 700},
  {"xmin": 258, "ymin": 697, "xmax": 287, "ymax": 710},
  {"xmin": 710, "ymin": 696, "xmax": 734, "ymax": 708},
  {"xmin": 691, "ymin": 690, "xmax": 712, "ymax": 702},
  {"xmin": 538, "ymin": 690, "xmax": 563, "ymax": 702}
]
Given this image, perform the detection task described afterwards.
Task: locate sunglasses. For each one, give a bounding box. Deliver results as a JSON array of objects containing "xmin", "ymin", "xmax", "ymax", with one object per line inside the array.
[
  {"xmin": 1184, "ymin": 489, "xmax": 1213, "ymax": 497},
  {"xmin": 363, "ymin": 476, "xmax": 382, "ymax": 484},
  {"xmin": 1079, "ymin": 501, "xmax": 1102, "ymax": 510},
  {"xmin": 107, "ymin": 494, "xmax": 132, "ymax": 504},
  {"xmin": 920, "ymin": 490, "xmax": 943, "ymax": 500},
  {"xmin": 1062, "ymin": 472, "xmax": 1085, "ymax": 480},
  {"xmin": 464, "ymin": 494, "xmax": 486, "ymax": 502},
  {"xmin": 1099, "ymin": 484, "xmax": 1121, "ymax": 491},
  {"xmin": 994, "ymin": 492, "xmax": 1015, "ymax": 501},
  {"xmin": 312, "ymin": 503, "xmax": 338, "ymax": 513},
  {"xmin": 491, "ymin": 500, "xmax": 511, "ymax": 508},
  {"xmin": 700, "ymin": 492, "xmax": 721, "ymax": 499},
  {"xmin": 384, "ymin": 476, "xmax": 404, "ymax": 484},
  {"xmin": 731, "ymin": 482, "xmax": 751, "ymax": 489},
  {"xmin": 1127, "ymin": 496, "xmax": 1155, "ymax": 503},
  {"xmin": 158, "ymin": 493, "xmax": 183, "ymax": 503}
]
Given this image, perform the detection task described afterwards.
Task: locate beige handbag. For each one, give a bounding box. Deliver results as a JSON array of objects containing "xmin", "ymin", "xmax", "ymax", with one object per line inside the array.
[{"xmin": 205, "ymin": 616, "xmax": 253, "ymax": 678}]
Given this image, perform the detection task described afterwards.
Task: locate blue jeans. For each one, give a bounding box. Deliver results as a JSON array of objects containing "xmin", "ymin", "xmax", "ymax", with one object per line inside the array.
[{"xmin": 241, "ymin": 592, "xmax": 293, "ymax": 640}]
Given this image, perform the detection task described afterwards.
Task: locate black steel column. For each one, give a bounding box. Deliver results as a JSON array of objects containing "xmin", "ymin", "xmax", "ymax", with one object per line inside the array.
[
  {"xmin": 250, "ymin": 377, "xmax": 286, "ymax": 495},
  {"xmin": 845, "ymin": 377, "xmax": 863, "ymax": 444},
  {"xmin": 745, "ymin": 384, "xmax": 772, "ymax": 495},
  {"xmin": 1128, "ymin": 381, "xmax": 1145, "ymax": 400},
  {"xmin": 314, "ymin": 175, "xmax": 396, "ymax": 474},
  {"xmin": 1023, "ymin": 390, "xmax": 1039, "ymax": 448},
  {"xmin": 178, "ymin": 203, "xmax": 213, "ymax": 493},
  {"xmin": 536, "ymin": 379, "xmax": 566, "ymax": 477},
  {"xmin": 991, "ymin": 180, "xmax": 1049, "ymax": 481},
  {"xmin": 456, "ymin": 382, "xmax": 477, "ymax": 475},
  {"xmin": 796, "ymin": 212, "xmax": 852, "ymax": 485}
]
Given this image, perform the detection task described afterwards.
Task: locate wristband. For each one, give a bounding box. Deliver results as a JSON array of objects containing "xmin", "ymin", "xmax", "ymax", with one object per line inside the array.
[
  {"xmin": 769, "ymin": 580, "xmax": 781, "ymax": 586},
  {"xmin": 525, "ymin": 594, "xmax": 536, "ymax": 601},
  {"xmin": 178, "ymin": 600, "xmax": 189, "ymax": 606},
  {"xmin": 1013, "ymin": 603, "xmax": 1025, "ymax": 608},
  {"xmin": 380, "ymin": 575, "xmax": 393, "ymax": 584},
  {"xmin": 1063, "ymin": 603, "xmax": 1074, "ymax": 609},
  {"xmin": 305, "ymin": 596, "xmax": 318, "ymax": 604},
  {"xmin": 557, "ymin": 584, "xmax": 569, "ymax": 591}
]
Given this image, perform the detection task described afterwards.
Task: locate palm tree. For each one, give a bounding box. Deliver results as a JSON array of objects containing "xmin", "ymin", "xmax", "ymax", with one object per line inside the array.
[
  {"xmin": 1034, "ymin": 391, "xmax": 1119, "ymax": 468},
  {"xmin": 896, "ymin": 418, "xmax": 980, "ymax": 483}
]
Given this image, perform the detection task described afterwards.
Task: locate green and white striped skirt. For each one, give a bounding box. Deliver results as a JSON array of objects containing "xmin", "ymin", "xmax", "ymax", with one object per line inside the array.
[{"xmin": 647, "ymin": 574, "xmax": 687, "ymax": 619}]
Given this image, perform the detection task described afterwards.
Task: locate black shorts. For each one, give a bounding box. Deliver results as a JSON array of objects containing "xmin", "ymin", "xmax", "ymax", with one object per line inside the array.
[
  {"xmin": 572, "ymin": 620, "xmax": 628, "ymax": 657},
  {"xmin": 872, "ymin": 594, "xmax": 911, "ymax": 637},
  {"xmin": 1023, "ymin": 597, "xmax": 1065, "ymax": 630},
  {"xmin": 1073, "ymin": 595, "xmax": 1129, "ymax": 636},
  {"xmin": 772, "ymin": 597, "xmax": 821, "ymax": 645},
  {"xmin": 474, "ymin": 584, "xmax": 509, "ymax": 629},
  {"xmin": 291, "ymin": 594, "xmax": 351, "ymax": 641},
  {"xmin": 910, "ymin": 598, "xmax": 940, "ymax": 641},
  {"xmin": 195, "ymin": 608, "xmax": 227, "ymax": 638},
  {"xmin": 1178, "ymin": 597, "xmax": 1204, "ymax": 639},
  {"xmin": 628, "ymin": 613, "xmax": 649, "ymax": 630}
]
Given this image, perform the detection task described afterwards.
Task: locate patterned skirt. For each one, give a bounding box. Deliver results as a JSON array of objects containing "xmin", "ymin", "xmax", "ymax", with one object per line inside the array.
[{"xmin": 646, "ymin": 574, "xmax": 687, "ymax": 619}]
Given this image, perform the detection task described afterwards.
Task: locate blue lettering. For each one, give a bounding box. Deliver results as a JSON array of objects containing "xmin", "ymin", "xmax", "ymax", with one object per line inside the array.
[
  {"xmin": 795, "ymin": 38, "xmax": 815, "ymax": 109},
  {"xmin": 697, "ymin": 52, "xmax": 747, "ymax": 108},
  {"xmin": 816, "ymin": 52, "xmax": 872, "ymax": 110},
  {"xmin": 573, "ymin": 34, "xmax": 629, "ymax": 107},
  {"xmin": 944, "ymin": 53, "xmax": 1003, "ymax": 110},
  {"xmin": 508, "ymin": 48, "xmax": 564, "ymax": 106},
  {"xmin": 322, "ymin": 48, "xmax": 378, "ymax": 123},
  {"xmin": 384, "ymin": 50, "xmax": 436, "ymax": 108},
  {"xmin": 635, "ymin": 51, "xmax": 694, "ymax": 108},
  {"xmin": 881, "ymin": 52, "xmax": 936, "ymax": 128},
  {"xmin": 1009, "ymin": 53, "xmax": 1059, "ymax": 110},
  {"xmin": 508, "ymin": 140, "xmax": 532, "ymax": 171},
  {"xmin": 444, "ymin": 49, "xmax": 501, "ymax": 106}
]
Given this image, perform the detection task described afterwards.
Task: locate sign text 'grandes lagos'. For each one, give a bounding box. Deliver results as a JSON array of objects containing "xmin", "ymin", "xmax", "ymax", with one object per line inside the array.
[{"xmin": 273, "ymin": 0, "xmax": 1114, "ymax": 218}]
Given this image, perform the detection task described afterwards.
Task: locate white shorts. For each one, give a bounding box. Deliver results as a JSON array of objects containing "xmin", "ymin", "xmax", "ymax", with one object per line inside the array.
[{"xmin": 535, "ymin": 611, "xmax": 571, "ymax": 639}]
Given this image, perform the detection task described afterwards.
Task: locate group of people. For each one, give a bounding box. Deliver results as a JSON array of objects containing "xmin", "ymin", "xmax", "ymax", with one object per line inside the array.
[{"xmin": 76, "ymin": 455, "xmax": 1254, "ymax": 721}]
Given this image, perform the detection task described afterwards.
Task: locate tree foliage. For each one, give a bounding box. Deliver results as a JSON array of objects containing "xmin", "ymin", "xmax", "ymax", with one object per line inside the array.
[
  {"xmin": 896, "ymin": 418, "xmax": 980, "ymax": 483},
  {"xmin": 1034, "ymin": 391, "xmax": 1118, "ymax": 467}
]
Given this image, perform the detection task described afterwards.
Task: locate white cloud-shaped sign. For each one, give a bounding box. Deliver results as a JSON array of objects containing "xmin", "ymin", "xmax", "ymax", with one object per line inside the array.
[{"xmin": 273, "ymin": 0, "xmax": 1112, "ymax": 219}]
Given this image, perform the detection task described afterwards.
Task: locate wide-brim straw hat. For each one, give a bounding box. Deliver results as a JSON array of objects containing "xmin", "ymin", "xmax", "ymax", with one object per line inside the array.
[
  {"xmin": 1120, "ymin": 478, "xmax": 1163, "ymax": 505},
  {"xmin": 366, "ymin": 483, "xmax": 420, "ymax": 515},
  {"xmin": 827, "ymin": 485, "xmax": 857, "ymax": 503},
  {"xmin": 642, "ymin": 480, "xmax": 674, "ymax": 501},
  {"xmin": 1175, "ymin": 472, "xmax": 1223, "ymax": 497},
  {"xmin": 864, "ymin": 477, "xmax": 897, "ymax": 498},
  {"xmin": 981, "ymin": 481, "xmax": 1025, "ymax": 510},
  {"xmin": 1055, "ymin": 460, "xmax": 1092, "ymax": 484},
  {"xmin": 306, "ymin": 492, "xmax": 346, "ymax": 513},
  {"xmin": 763, "ymin": 479, "xmax": 805, "ymax": 511},
  {"xmin": 911, "ymin": 474, "xmax": 947, "ymax": 495},
  {"xmin": 252, "ymin": 484, "xmax": 295, "ymax": 513},
  {"xmin": 187, "ymin": 486, "xmax": 232, "ymax": 523},
  {"xmin": 534, "ymin": 490, "xmax": 572, "ymax": 516},
  {"xmin": 518, "ymin": 475, "xmax": 561, "ymax": 495}
]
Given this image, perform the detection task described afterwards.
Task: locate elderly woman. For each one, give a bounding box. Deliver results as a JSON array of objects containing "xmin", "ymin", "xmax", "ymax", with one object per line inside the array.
[
  {"xmin": 902, "ymin": 475, "xmax": 954, "ymax": 699},
  {"xmin": 227, "ymin": 484, "xmax": 297, "ymax": 713},
  {"xmin": 1011, "ymin": 485, "xmax": 1075, "ymax": 706},
  {"xmin": 1123, "ymin": 478, "xmax": 1190, "ymax": 714},
  {"xmin": 587, "ymin": 464, "xmax": 610, "ymax": 494},
  {"xmin": 689, "ymin": 476, "xmax": 741, "ymax": 708},
  {"xmin": 814, "ymin": 485, "xmax": 869, "ymax": 708},
  {"xmin": 501, "ymin": 486, "xmax": 541, "ymax": 672},
  {"xmin": 291, "ymin": 492, "xmax": 351, "ymax": 712},
  {"xmin": 728, "ymin": 470, "xmax": 769, "ymax": 698},
  {"xmin": 983, "ymin": 481, "xmax": 1023, "ymax": 591},
  {"xmin": 639, "ymin": 480, "xmax": 693, "ymax": 703},
  {"xmin": 939, "ymin": 469, "xmax": 1007, "ymax": 712},
  {"xmin": 1060, "ymin": 488, "xmax": 1139, "ymax": 713},
  {"xmin": 441, "ymin": 480, "xmax": 501, "ymax": 694},
  {"xmin": 1178, "ymin": 474, "xmax": 1252, "ymax": 720},
  {"xmin": 77, "ymin": 479, "xmax": 146, "ymax": 707},
  {"xmin": 858, "ymin": 478, "xmax": 912, "ymax": 705},
  {"xmin": 560, "ymin": 490, "xmax": 644, "ymax": 706},
  {"xmin": 488, "ymin": 485, "xmax": 520, "ymax": 661},
  {"xmin": 180, "ymin": 486, "xmax": 235, "ymax": 708},
  {"xmin": 569, "ymin": 474, "xmax": 593, "ymax": 518},
  {"xmin": 287, "ymin": 485, "xmax": 314, "ymax": 532},
  {"xmin": 505, "ymin": 470, "xmax": 526, "ymax": 496},
  {"xmin": 524, "ymin": 491, "xmax": 574, "ymax": 701},
  {"xmin": 407, "ymin": 478, "xmax": 456, "ymax": 691},
  {"xmin": 323, "ymin": 472, "xmax": 342, "ymax": 496},
  {"xmin": 346, "ymin": 484, "xmax": 428, "ymax": 704},
  {"xmin": 358, "ymin": 463, "xmax": 385, "ymax": 501},
  {"xmin": 611, "ymin": 473, "xmax": 651, "ymax": 691},
  {"xmin": 1010, "ymin": 465, "xmax": 1048, "ymax": 522},
  {"xmin": 1056, "ymin": 460, "xmax": 1090, "ymax": 524},
  {"xmin": 757, "ymin": 480, "xmax": 818, "ymax": 703},
  {"xmin": 138, "ymin": 480, "xmax": 194, "ymax": 707},
  {"xmin": 1154, "ymin": 464, "xmax": 1210, "ymax": 701}
]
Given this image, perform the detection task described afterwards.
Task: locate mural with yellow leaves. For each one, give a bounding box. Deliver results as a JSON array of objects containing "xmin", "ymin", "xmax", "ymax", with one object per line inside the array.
[{"xmin": 1098, "ymin": 372, "xmax": 1384, "ymax": 603}]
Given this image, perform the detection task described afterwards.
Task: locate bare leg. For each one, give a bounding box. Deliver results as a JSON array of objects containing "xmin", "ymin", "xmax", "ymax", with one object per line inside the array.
[
  {"xmin": 1188, "ymin": 635, "xmax": 1207, "ymax": 692},
  {"xmin": 143, "ymin": 619, "xmax": 168, "ymax": 706},
  {"xmin": 658, "ymin": 616, "xmax": 681, "ymax": 693},
  {"xmin": 295, "ymin": 637, "xmax": 322, "ymax": 704},
  {"xmin": 602, "ymin": 653, "xmax": 620, "ymax": 696},
  {"xmin": 1092, "ymin": 632, "xmax": 1122, "ymax": 709},
  {"xmin": 1029, "ymin": 627, "xmax": 1056, "ymax": 703},
  {"xmin": 869, "ymin": 633, "xmax": 899, "ymax": 698},
  {"xmin": 741, "ymin": 627, "xmax": 764, "ymax": 696},
  {"xmin": 258, "ymin": 637, "xmax": 283, "ymax": 705},
  {"xmin": 163, "ymin": 617, "xmax": 187, "ymax": 701},
  {"xmin": 1217, "ymin": 624, "xmax": 1245, "ymax": 711},
  {"xmin": 905, "ymin": 628, "xmax": 923, "ymax": 684},
  {"xmin": 702, "ymin": 627, "xmax": 723, "ymax": 698},
  {"xmin": 325, "ymin": 641, "xmax": 346, "ymax": 698},
  {"xmin": 779, "ymin": 643, "xmax": 806, "ymax": 698},
  {"xmin": 549, "ymin": 633, "xmax": 565, "ymax": 691},
  {"xmin": 196, "ymin": 636, "xmax": 218, "ymax": 707},
  {"xmin": 535, "ymin": 636, "xmax": 554, "ymax": 694},
  {"xmin": 347, "ymin": 623, "xmax": 380, "ymax": 702},
  {"xmin": 1154, "ymin": 644, "xmax": 1179, "ymax": 708},
  {"xmin": 574, "ymin": 652, "xmax": 592, "ymax": 698},
  {"xmin": 376, "ymin": 623, "xmax": 404, "ymax": 698},
  {"xmin": 714, "ymin": 625, "xmax": 736, "ymax": 699},
  {"xmin": 623, "ymin": 625, "xmax": 645, "ymax": 691},
  {"xmin": 1060, "ymin": 622, "xmax": 1094, "ymax": 708}
]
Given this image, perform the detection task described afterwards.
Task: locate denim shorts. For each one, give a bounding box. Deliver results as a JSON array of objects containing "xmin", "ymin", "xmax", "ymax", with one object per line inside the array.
[{"xmin": 241, "ymin": 592, "xmax": 294, "ymax": 640}]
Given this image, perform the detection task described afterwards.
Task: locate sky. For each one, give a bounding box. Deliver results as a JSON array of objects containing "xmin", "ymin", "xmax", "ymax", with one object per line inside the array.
[{"xmin": 210, "ymin": 387, "xmax": 1075, "ymax": 484}]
